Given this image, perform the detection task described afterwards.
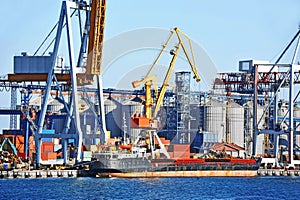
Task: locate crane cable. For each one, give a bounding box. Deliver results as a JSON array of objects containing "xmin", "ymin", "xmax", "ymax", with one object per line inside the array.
[{"xmin": 34, "ymin": 9, "xmax": 78, "ymax": 56}]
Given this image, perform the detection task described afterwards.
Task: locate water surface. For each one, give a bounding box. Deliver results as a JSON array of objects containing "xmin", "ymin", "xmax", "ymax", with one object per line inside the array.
[{"xmin": 0, "ymin": 176, "xmax": 299, "ymax": 199}]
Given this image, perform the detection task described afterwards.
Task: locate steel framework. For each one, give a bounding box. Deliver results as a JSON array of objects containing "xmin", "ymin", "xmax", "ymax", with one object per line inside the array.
[{"xmin": 214, "ymin": 29, "xmax": 300, "ymax": 166}]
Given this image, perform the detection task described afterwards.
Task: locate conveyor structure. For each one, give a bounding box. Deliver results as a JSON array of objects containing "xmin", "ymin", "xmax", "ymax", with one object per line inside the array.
[{"xmin": 214, "ymin": 28, "xmax": 300, "ymax": 167}]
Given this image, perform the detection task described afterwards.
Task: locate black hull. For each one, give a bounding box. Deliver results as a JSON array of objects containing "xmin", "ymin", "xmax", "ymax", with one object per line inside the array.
[{"xmin": 85, "ymin": 158, "xmax": 260, "ymax": 177}]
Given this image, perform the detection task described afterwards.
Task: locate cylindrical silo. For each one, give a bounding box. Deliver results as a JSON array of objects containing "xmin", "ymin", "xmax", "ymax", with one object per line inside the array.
[
  {"xmin": 46, "ymin": 97, "xmax": 65, "ymax": 133},
  {"xmin": 278, "ymin": 102, "xmax": 289, "ymax": 149},
  {"xmin": 122, "ymin": 97, "xmax": 144, "ymax": 142},
  {"xmin": 227, "ymin": 100, "xmax": 244, "ymax": 148},
  {"xmin": 244, "ymin": 101, "xmax": 265, "ymax": 156},
  {"xmin": 294, "ymin": 104, "xmax": 300, "ymax": 150},
  {"xmin": 29, "ymin": 95, "xmax": 42, "ymax": 108},
  {"xmin": 78, "ymin": 98, "xmax": 97, "ymax": 138},
  {"xmin": 104, "ymin": 97, "xmax": 122, "ymax": 138},
  {"xmin": 190, "ymin": 103, "xmax": 202, "ymax": 130},
  {"xmin": 204, "ymin": 99, "xmax": 226, "ymax": 143},
  {"xmin": 47, "ymin": 97, "xmax": 64, "ymax": 114}
]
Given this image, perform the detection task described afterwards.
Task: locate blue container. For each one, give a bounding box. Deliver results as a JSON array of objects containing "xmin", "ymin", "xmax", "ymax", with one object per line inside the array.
[
  {"xmin": 70, "ymin": 151, "xmax": 77, "ymax": 159},
  {"xmin": 42, "ymin": 138, "xmax": 53, "ymax": 142},
  {"xmin": 68, "ymin": 139, "xmax": 75, "ymax": 144},
  {"xmin": 42, "ymin": 129, "xmax": 55, "ymax": 134},
  {"xmin": 3, "ymin": 163, "xmax": 8, "ymax": 169}
]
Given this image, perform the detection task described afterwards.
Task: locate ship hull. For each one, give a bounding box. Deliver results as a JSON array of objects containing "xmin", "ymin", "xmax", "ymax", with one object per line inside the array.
[
  {"xmin": 106, "ymin": 170, "xmax": 258, "ymax": 178},
  {"xmin": 86, "ymin": 157, "xmax": 260, "ymax": 178}
]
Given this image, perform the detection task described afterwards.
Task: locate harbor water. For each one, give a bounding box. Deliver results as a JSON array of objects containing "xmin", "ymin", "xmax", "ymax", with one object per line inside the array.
[{"xmin": 0, "ymin": 177, "xmax": 299, "ymax": 199}]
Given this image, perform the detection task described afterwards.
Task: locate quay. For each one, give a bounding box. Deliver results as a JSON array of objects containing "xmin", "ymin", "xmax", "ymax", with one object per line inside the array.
[
  {"xmin": 257, "ymin": 169, "xmax": 300, "ymax": 176},
  {"xmin": 0, "ymin": 170, "xmax": 78, "ymax": 179},
  {"xmin": 1, "ymin": 169, "xmax": 300, "ymax": 178}
]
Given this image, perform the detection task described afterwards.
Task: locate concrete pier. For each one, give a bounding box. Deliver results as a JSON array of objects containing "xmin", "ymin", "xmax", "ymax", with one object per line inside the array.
[
  {"xmin": 2, "ymin": 169, "xmax": 300, "ymax": 178},
  {"xmin": 257, "ymin": 169, "xmax": 300, "ymax": 176},
  {"xmin": 0, "ymin": 170, "xmax": 78, "ymax": 179}
]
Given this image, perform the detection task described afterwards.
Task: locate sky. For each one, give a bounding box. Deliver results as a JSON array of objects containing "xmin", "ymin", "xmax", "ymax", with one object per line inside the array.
[{"xmin": 0, "ymin": 0, "xmax": 299, "ymax": 130}]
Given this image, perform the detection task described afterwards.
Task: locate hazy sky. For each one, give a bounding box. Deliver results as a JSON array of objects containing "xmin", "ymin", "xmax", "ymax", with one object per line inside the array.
[{"xmin": 0, "ymin": 0, "xmax": 299, "ymax": 130}]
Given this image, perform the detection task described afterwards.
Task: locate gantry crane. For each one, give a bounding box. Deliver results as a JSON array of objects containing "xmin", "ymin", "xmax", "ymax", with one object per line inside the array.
[
  {"xmin": 131, "ymin": 27, "xmax": 201, "ymax": 127},
  {"xmin": 72, "ymin": 0, "xmax": 108, "ymax": 159},
  {"xmin": 29, "ymin": 0, "xmax": 108, "ymax": 166},
  {"xmin": 85, "ymin": 0, "xmax": 108, "ymax": 140},
  {"xmin": 86, "ymin": 0, "xmax": 106, "ymax": 79}
]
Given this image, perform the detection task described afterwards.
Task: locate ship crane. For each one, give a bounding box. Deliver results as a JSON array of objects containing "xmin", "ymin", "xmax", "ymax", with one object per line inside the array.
[{"xmin": 131, "ymin": 27, "xmax": 201, "ymax": 127}]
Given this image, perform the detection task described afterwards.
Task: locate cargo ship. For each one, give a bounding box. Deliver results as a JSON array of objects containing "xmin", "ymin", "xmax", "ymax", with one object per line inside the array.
[{"xmin": 83, "ymin": 144, "xmax": 261, "ymax": 178}]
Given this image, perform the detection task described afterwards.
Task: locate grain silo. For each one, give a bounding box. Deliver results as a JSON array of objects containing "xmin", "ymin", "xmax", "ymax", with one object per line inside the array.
[
  {"xmin": 79, "ymin": 98, "xmax": 97, "ymax": 136},
  {"xmin": 226, "ymin": 100, "xmax": 244, "ymax": 148},
  {"xmin": 47, "ymin": 97, "xmax": 65, "ymax": 133},
  {"xmin": 204, "ymin": 98, "xmax": 226, "ymax": 143},
  {"xmin": 122, "ymin": 97, "xmax": 144, "ymax": 142},
  {"xmin": 29, "ymin": 95, "xmax": 42, "ymax": 108},
  {"xmin": 277, "ymin": 102, "xmax": 289, "ymax": 150},
  {"xmin": 104, "ymin": 97, "xmax": 122, "ymax": 138},
  {"xmin": 244, "ymin": 101, "xmax": 265, "ymax": 156},
  {"xmin": 47, "ymin": 97, "xmax": 65, "ymax": 114},
  {"xmin": 294, "ymin": 104, "xmax": 300, "ymax": 151},
  {"xmin": 190, "ymin": 103, "xmax": 203, "ymax": 130}
]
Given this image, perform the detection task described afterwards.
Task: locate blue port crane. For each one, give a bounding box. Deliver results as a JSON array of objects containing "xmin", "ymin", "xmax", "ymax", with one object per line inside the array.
[{"xmin": 17, "ymin": 0, "xmax": 109, "ymax": 167}]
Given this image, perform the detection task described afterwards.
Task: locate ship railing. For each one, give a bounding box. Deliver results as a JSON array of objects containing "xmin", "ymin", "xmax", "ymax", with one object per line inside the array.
[
  {"xmin": 93, "ymin": 150, "xmax": 142, "ymax": 159},
  {"xmin": 149, "ymin": 163, "xmax": 258, "ymax": 172}
]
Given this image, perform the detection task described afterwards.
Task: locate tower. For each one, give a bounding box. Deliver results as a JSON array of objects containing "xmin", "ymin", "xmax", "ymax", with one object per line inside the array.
[{"xmin": 175, "ymin": 71, "xmax": 191, "ymax": 144}]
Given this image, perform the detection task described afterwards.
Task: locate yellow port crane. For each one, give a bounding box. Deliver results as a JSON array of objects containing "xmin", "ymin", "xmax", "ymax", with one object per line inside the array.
[{"xmin": 132, "ymin": 27, "xmax": 201, "ymax": 126}]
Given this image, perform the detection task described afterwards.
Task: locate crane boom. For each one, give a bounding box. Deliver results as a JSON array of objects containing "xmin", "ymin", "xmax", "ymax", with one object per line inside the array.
[
  {"xmin": 153, "ymin": 27, "xmax": 201, "ymax": 118},
  {"xmin": 132, "ymin": 30, "xmax": 175, "ymax": 88},
  {"xmin": 153, "ymin": 44, "xmax": 180, "ymax": 118},
  {"xmin": 87, "ymin": 0, "xmax": 108, "ymax": 142},
  {"xmin": 175, "ymin": 28, "xmax": 201, "ymax": 82},
  {"xmin": 143, "ymin": 31, "xmax": 175, "ymax": 80},
  {"xmin": 131, "ymin": 27, "xmax": 201, "ymax": 125},
  {"xmin": 86, "ymin": 0, "xmax": 106, "ymax": 77},
  {"xmin": 131, "ymin": 30, "xmax": 175, "ymax": 119}
]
